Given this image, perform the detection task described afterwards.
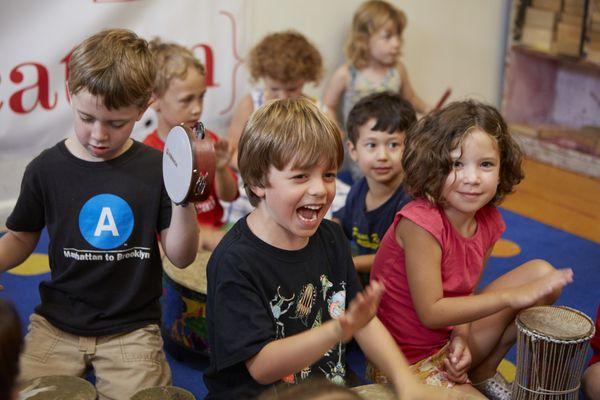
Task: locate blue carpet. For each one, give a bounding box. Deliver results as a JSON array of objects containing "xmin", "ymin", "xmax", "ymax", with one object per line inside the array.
[{"xmin": 1, "ymin": 206, "xmax": 599, "ymax": 399}]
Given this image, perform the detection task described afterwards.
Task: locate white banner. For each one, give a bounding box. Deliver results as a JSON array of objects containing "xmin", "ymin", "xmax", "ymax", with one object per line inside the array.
[{"xmin": 0, "ymin": 0, "xmax": 250, "ymax": 156}]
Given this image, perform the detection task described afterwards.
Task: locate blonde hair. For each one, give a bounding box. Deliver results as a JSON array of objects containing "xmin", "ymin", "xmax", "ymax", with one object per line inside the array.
[
  {"xmin": 68, "ymin": 28, "xmax": 155, "ymax": 110},
  {"xmin": 345, "ymin": 0, "xmax": 407, "ymax": 69},
  {"xmin": 149, "ymin": 38, "xmax": 205, "ymax": 97},
  {"xmin": 238, "ymin": 98, "xmax": 343, "ymax": 206},
  {"xmin": 248, "ymin": 30, "xmax": 323, "ymax": 84}
]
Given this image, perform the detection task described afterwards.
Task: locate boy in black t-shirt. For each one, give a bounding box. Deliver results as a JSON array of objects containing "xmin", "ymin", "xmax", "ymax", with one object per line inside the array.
[
  {"xmin": 204, "ymin": 98, "xmax": 449, "ymax": 400},
  {"xmin": 0, "ymin": 29, "xmax": 199, "ymax": 399}
]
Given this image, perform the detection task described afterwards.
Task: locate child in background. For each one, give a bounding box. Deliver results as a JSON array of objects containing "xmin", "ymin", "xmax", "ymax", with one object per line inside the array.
[
  {"xmin": 583, "ymin": 304, "xmax": 600, "ymax": 400},
  {"xmin": 227, "ymin": 30, "xmax": 323, "ymax": 171},
  {"xmin": 332, "ymin": 92, "xmax": 415, "ymax": 285},
  {"xmin": 323, "ymin": 0, "xmax": 431, "ymax": 130},
  {"xmin": 204, "ymin": 98, "xmax": 452, "ymax": 400},
  {"xmin": 369, "ymin": 101, "xmax": 573, "ymax": 400},
  {"xmin": 0, "ymin": 29, "xmax": 199, "ymax": 400},
  {"xmin": 0, "ymin": 299, "xmax": 22, "ymax": 400},
  {"xmin": 144, "ymin": 39, "xmax": 238, "ymax": 250}
]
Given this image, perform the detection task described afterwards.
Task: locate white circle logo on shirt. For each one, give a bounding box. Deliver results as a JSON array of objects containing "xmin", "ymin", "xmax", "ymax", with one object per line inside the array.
[{"xmin": 78, "ymin": 194, "xmax": 134, "ymax": 249}]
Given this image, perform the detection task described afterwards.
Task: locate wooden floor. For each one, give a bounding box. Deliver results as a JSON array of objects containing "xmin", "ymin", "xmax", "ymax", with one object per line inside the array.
[{"xmin": 502, "ymin": 158, "xmax": 600, "ymax": 244}]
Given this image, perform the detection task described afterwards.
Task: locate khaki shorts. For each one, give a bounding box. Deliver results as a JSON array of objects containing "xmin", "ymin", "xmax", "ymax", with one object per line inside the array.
[
  {"xmin": 366, "ymin": 344, "xmax": 455, "ymax": 388},
  {"xmin": 18, "ymin": 314, "xmax": 171, "ymax": 400}
]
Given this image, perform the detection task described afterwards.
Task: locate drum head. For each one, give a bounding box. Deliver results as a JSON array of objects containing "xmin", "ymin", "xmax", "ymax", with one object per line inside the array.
[
  {"xmin": 162, "ymin": 251, "xmax": 210, "ymax": 293},
  {"xmin": 19, "ymin": 375, "xmax": 96, "ymax": 400},
  {"xmin": 517, "ymin": 305, "xmax": 594, "ymax": 341},
  {"xmin": 352, "ymin": 383, "xmax": 395, "ymax": 399},
  {"xmin": 163, "ymin": 126, "xmax": 194, "ymax": 204},
  {"xmin": 131, "ymin": 386, "xmax": 195, "ymax": 400}
]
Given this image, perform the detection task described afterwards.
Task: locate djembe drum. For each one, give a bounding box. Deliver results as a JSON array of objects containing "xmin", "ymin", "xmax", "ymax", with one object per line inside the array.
[
  {"xmin": 513, "ymin": 306, "xmax": 595, "ymax": 400},
  {"xmin": 19, "ymin": 375, "xmax": 96, "ymax": 399},
  {"xmin": 130, "ymin": 386, "xmax": 195, "ymax": 400},
  {"xmin": 161, "ymin": 251, "xmax": 211, "ymax": 357},
  {"xmin": 352, "ymin": 383, "xmax": 396, "ymax": 399}
]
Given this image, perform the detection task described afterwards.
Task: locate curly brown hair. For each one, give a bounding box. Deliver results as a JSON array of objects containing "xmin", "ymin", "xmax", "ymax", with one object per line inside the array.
[
  {"xmin": 402, "ymin": 100, "xmax": 523, "ymax": 205},
  {"xmin": 345, "ymin": 0, "xmax": 407, "ymax": 69},
  {"xmin": 149, "ymin": 38, "xmax": 205, "ymax": 97},
  {"xmin": 248, "ymin": 30, "xmax": 323, "ymax": 84}
]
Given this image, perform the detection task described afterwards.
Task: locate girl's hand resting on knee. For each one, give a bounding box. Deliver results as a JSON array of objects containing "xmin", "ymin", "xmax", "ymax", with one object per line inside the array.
[
  {"xmin": 503, "ymin": 268, "xmax": 573, "ymax": 310},
  {"xmin": 338, "ymin": 280, "xmax": 385, "ymax": 342},
  {"xmin": 444, "ymin": 335, "xmax": 471, "ymax": 384}
]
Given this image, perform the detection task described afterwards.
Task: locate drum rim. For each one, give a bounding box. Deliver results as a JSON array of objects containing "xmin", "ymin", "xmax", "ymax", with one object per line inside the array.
[
  {"xmin": 516, "ymin": 305, "xmax": 595, "ymax": 343},
  {"xmin": 20, "ymin": 375, "xmax": 96, "ymax": 396},
  {"xmin": 163, "ymin": 126, "xmax": 195, "ymax": 204},
  {"xmin": 131, "ymin": 385, "xmax": 195, "ymax": 399}
]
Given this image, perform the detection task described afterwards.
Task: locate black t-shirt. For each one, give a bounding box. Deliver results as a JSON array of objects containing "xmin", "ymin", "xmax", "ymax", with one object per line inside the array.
[
  {"xmin": 6, "ymin": 140, "xmax": 172, "ymax": 336},
  {"xmin": 203, "ymin": 217, "xmax": 362, "ymax": 400}
]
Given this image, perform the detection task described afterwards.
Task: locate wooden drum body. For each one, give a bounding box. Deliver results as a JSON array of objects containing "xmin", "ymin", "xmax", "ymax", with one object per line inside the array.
[
  {"xmin": 162, "ymin": 122, "xmax": 216, "ymax": 205},
  {"xmin": 19, "ymin": 375, "xmax": 97, "ymax": 400},
  {"xmin": 161, "ymin": 252, "xmax": 211, "ymax": 357},
  {"xmin": 513, "ymin": 306, "xmax": 595, "ymax": 400}
]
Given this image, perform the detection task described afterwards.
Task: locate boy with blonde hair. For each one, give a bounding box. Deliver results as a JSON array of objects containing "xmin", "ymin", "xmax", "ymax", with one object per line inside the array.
[
  {"xmin": 0, "ymin": 29, "xmax": 199, "ymax": 400},
  {"xmin": 204, "ymin": 98, "xmax": 451, "ymax": 399},
  {"xmin": 144, "ymin": 39, "xmax": 238, "ymax": 250}
]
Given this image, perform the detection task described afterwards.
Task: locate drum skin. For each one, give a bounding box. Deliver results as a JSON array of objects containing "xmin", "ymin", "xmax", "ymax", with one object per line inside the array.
[
  {"xmin": 131, "ymin": 386, "xmax": 196, "ymax": 400},
  {"xmin": 19, "ymin": 375, "xmax": 97, "ymax": 400},
  {"xmin": 162, "ymin": 124, "xmax": 216, "ymax": 205}
]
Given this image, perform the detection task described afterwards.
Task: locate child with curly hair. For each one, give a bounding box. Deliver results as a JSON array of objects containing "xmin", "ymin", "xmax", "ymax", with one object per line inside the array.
[
  {"xmin": 369, "ymin": 100, "xmax": 573, "ymax": 399},
  {"xmin": 227, "ymin": 30, "xmax": 323, "ymax": 171}
]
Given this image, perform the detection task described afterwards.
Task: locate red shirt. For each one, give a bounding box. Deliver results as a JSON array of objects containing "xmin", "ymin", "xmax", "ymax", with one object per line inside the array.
[
  {"xmin": 143, "ymin": 129, "xmax": 238, "ymax": 228},
  {"xmin": 371, "ymin": 199, "xmax": 505, "ymax": 364},
  {"xmin": 590, "ymin": 305, "xmax": 600, "ymax": 365}
]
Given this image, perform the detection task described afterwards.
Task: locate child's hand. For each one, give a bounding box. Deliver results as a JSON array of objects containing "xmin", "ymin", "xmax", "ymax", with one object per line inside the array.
[
  {"xmin": 444, "ymin": 336, "xmax": 471, "ymax": 384},
  {"xmin": 338, "ymin": 280, "xmax": 384, "ymax": 342},
  {"xmin": 505, "ymin": 268, "xmax": 573, "ymax": 309},
  {"xmin": 214, "ymin": 139, "xmax": 233, "ymax": 171}
]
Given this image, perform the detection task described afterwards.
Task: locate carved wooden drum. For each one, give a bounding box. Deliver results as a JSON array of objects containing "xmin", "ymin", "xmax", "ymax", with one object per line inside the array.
[{"xmin": 513, "ymin": 306, "xmax": 595, "ymax": 400}]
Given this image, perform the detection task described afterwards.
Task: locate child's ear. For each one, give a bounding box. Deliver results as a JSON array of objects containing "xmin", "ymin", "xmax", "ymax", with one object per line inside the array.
[
  {"xmin": 347, "ymin": 140, "xmax": 358, "ymax": 162},
  {"xmin": 149, "ymin": 93, "xmax": 159, "ymax": 111},
  {"xmin": 249, "ymin": 184, "xmax": 266, "ymax": 199}
]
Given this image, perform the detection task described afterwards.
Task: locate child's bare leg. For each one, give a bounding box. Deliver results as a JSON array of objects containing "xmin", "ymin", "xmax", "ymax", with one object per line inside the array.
[
  {"xmin": 198, "ymin": 226, "xmax": 225, "ymax": 251},
  {"xmin": 583, "ymin": 362, "xmax": 600, "ymax": 400},
  {"xmin": 467, "ymin": 259, "xmax": 563, "ymax": 382}
]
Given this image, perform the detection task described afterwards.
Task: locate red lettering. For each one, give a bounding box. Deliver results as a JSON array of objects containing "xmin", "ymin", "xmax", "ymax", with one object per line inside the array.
[
  {"xmin": 9, "ymin": 62, "xmax": 57, "ymax": 114},
  {"xmin": 192, "ymin": 44, "xmax": 218, "ymax": 87}
]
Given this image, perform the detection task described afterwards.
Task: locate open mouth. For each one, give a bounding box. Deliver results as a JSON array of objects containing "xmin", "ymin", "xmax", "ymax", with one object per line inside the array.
[{"xmin": 297, "ymin": 204, "xmax": 322, "ymax": 222}]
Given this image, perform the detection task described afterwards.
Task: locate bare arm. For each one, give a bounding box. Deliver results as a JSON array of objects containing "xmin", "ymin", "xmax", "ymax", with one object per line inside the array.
[
  {"xmin": 322, "ymin": 65, "xmax": 350, "ymax": 131},
  {"xmin": 353, "ymin": 254, "xmax": 375, "ymax": 274},
  {"xmin": 399, "ymin": 218, "xmax": 572, "ymax": 329},
  {"xmin": 246, "ymin": 281, "xmax": 384, "ymax": 384},
  {"xmin": 160, "ymin": 203, "xmax": 199, "ymax": 268},
  {"xmin": 213, "ymin": 139, "xmax": 238, "ymax": 202},
  {"xmin": 226, "ymin": 95, "xmax": 254, "ymax": 171},
  {"xmin": 398, "ymin": 62, "xmax": 432, "ymax": 115},
  {"xmin": 0, "ymin": 229, "xmax": 40, "ymax": 272},
  {"xmin": 0, "ymin": 229, "xmax": 41, "ymax": 289}
]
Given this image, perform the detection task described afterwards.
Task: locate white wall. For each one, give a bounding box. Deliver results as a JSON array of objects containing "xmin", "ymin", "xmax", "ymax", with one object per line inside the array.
[
  {"xmin": 246, "ymin": 0, "xmax": 510, "ymax": 106},
  {"xmin": 0, "ymin": 0, "xmax": 510, "ymax": 228}
]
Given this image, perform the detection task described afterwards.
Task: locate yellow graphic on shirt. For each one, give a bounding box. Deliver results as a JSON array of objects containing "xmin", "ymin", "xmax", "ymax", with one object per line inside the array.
[{"xmin": 352, "ymin": 227, "xmax": 380, "ymax": 250}]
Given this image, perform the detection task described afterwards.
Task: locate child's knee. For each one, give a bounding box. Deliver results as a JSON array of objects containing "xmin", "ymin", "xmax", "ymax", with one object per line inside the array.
[{"xmin": 524, "ymin": 259, "xmax": 555, "ymax": 277}]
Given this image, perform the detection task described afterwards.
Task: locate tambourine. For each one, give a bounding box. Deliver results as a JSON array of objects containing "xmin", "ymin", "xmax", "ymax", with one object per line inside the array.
[{"xmin": 162, "ymin": 122, "xmax": 216, "ymax": 205}]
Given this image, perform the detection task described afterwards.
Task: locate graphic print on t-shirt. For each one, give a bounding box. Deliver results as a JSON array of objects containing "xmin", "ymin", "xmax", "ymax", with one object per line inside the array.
[
  {"xmin": 273, "ymin": 278, "xmax": 347, "ymax": 385},
  {"xmin": 79, "ymin": 194, "xmax": 134, "ymax": 249}
]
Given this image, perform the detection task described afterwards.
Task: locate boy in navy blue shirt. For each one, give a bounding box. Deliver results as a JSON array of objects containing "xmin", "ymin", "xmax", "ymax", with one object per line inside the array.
[{"xmin": 333, "ymin": 92, "xmax": 416, "ymax": 285}]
